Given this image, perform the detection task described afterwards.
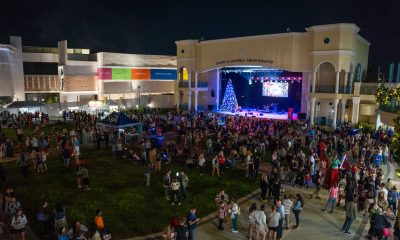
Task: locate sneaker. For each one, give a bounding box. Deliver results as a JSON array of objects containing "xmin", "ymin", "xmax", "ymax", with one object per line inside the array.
[
  {"xmin": 328, "ymin": 211, "xmax": 333, "ymax": 214},
  {"xmin": 345, "ymin": 231, "xmax": 351, "ymax": 234},
  {"xmin": 178, "ymin": 202, "xmax": 181, "ymax": 206},
  {"xmin": 232, "ymin": 230, "xmax": 238, "ymax": 233},
  {"xmin": 321, "ymin": 209, "xmax": 326, "ymax": 211}
]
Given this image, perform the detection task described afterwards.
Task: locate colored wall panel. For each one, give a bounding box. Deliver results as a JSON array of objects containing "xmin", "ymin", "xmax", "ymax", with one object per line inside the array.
[
  {"xmin": 112, "ymin": 68, "xmax": 131, "ymax": 80},
  {"xmin": 131, "ymin": 69, "xmax": 151, "ymax": 80},
  {"xmin": 97, "ymin": 68, "xmax": 112, "ymax": 80},
  {"xmin": 150, "ymin": 69, "xmax": 177, "ymax": 80}
]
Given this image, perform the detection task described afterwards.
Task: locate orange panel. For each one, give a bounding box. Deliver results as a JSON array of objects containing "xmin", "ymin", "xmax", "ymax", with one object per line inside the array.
[{"xmin": 131, "ymin": 69, "xmax": 151, "ymax": 80}]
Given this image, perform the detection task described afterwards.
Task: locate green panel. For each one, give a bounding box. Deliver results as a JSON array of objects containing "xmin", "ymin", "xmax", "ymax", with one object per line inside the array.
[{"xmin": 112, "ymin": 68, "xmax": 131, "ymax": 80}]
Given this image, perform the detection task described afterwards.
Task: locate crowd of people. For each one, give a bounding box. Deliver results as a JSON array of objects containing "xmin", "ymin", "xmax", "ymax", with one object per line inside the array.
[{"xmin": 1, "ymin": 109, "xmax": 400, "ymax": 240}]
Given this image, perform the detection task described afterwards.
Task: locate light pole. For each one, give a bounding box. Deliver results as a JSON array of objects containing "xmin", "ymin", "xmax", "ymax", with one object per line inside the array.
[{"xmin": 138, "ymin": 86, "xmax": 141, "ymax": 107}]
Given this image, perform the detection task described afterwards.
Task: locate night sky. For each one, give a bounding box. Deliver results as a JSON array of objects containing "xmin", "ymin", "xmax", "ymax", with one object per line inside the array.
[{"xmin": 1, "ymin": 0, "xmax": 399, "ymax": 73}]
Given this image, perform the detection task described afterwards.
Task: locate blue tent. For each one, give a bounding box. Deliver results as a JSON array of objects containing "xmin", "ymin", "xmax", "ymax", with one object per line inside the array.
[{"xmin": 97, "ymin": 112, "xmax": 142, "ymax": 132}]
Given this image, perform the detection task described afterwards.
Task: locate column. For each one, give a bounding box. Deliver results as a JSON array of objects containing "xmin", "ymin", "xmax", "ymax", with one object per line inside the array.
[
  {"xmin": 351, "ymin": 96, "xmax": 361, "ymax": 125},
  {"xmin": 309, "ymin": 97, "xmax": 316, "ymax": 125},
  {"xmin": 335, "ymin": 71, "xmax": 340, "ymax": 94},
  {"xmin": 188, "ymin": 71, "xmax": 192, "ymax": 110},
  {"xmin": 340, "ymin": 99, "xmax": 347, "ymax": 123},
  {"xmin": 194, "ymin": 72, "xmax": 198, "ymax": 111},
  {"xmin": 332, "ymin": 99, "xmax": 339, "ymax": 128},
  {"xmin": 376, "ymin": 111, "xmax": 382, "ymax": 130},
  {"xmin": 343, "ymin": 71, "xmax": 349, "ymax": 93},
  {"xmin": 312, "ymin": 71, "xmax": 317, "ymax": 93}
]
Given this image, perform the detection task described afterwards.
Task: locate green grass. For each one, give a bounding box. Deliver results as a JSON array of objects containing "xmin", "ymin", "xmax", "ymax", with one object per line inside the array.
[{"xmin": 4, "ymin": 145, "xmax": 258, "ymax": 238}]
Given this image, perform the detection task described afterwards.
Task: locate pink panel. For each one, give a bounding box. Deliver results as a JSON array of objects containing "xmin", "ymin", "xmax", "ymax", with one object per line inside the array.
[{"xmin": 98, "ymin": 68, "xmax": 112, "ymax": 80}]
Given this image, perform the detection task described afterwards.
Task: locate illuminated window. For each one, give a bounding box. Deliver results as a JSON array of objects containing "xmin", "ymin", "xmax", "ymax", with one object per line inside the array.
[{"xmin": 180, "ymin": 67, "xmax": 188, "ymax": 81}]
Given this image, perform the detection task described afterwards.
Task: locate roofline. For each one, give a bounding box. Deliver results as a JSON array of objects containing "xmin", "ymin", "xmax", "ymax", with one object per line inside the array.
[
  {"xmin": 96, "ymin": 52, "xmax": 176, "ymax": 59},
  {"xmin": 305, "ymin": 23, "xmax": 360, "ymax": 33},
  {"xmin": 0, "ymin": 44, "xmax": 16, "ymax": 52}
]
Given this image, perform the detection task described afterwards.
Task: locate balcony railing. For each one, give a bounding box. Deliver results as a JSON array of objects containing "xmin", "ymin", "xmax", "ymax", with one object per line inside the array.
[
  {"xmin": 379, "ymin": 104, "xmax": 400, "ymax": 113},
  {"xmin": 315, "ymin": 85, "xmax": 336, "ymax": 93},
  {"xmin": 178, "ymin": 81, "xmax": 208, "ymax": 88},
  {"xmin": 360, "ymin": 86, "xmax": 378, "ymax": 95}
]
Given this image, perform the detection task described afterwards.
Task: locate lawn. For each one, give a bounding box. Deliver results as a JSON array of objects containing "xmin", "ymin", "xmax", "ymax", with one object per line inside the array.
[{"xmin": 2, "ymin": 130, "xmax": 258, "ymax": 239}]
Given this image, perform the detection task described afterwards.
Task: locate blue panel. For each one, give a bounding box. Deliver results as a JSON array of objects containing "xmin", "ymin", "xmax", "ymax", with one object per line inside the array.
[{"xmin": 150, "ymin": 69, "xmax": 177, "ymax": 80}]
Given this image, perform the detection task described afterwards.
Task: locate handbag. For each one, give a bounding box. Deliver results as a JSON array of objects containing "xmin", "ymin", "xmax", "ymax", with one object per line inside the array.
[{"xmin": 383, "ymin": 228, "xmax": 390, "ymax": 237}]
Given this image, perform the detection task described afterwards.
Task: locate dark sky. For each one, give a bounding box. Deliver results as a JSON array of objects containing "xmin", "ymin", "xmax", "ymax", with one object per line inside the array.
[{"xmin": 1, "ymin": 0, "xmax": 399, "ymax": 72}]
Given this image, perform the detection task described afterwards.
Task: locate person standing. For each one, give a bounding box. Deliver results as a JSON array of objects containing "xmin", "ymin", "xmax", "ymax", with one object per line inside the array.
[
  {"xmin": 11, "ymin": 209, "xmax": 28, "ymax": 240},
  {"xmin": 322, "ymin": 182, "xmax": 339, "ymax": 213},
  {"xmin": 292, "ymin": 194, "xmax": 303, "ymax": 229},
  {"xmin": 16, "ymin": 153, "xmax": 29, "ymax": 177},
  {"xmin": 230, "ymin": 199, "xmax": 239, "ymax": 233},
  {"xmin": 144, "ymin": 162, "xmax": 151, "ymax": 187},
  {"xmin": 217, "ymin": 202, "xmax": 226, "ymax": 230},
  {"xmin": 171, "ymin": 178, "xmax": 181, "ymax": 206},
  {"xmin": 163, "ymin": 170, "xmax": 172, "ymax": 200},
  {"xmin": 260, "ymin": 174, "xmax": 269, "ymax": 202},
  {"xmin": 180, "ymin": 171, "xmax": 189, "ymax": 200},
  {"xmin": 211, "ymin": 155, "xmax": 220, "ymax": 177},
  {"xmin": 187, "ymin": 207, "xmax": 199, "ymax": 240},
  {"xmin": 341, "ymin": 200, "xmax": 357, "ymax": 234},
  {"xmin": 176, "ymin": 217, "xmax": 188, "ymax": 240},
  {"xmin": 248, "ymin": 203, "xmax": 257, "ymax": 240},
  {"xmin": 282, "ymin": 195, "xmax": 293, "ymax": 230},
  {"xmin": 276, "ymin": 199, "xmax": 285, "ymax": 240}
]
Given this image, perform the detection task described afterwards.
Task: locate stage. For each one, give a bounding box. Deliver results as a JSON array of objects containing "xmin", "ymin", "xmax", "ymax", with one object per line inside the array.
[{"xmin": 216, "ymin": 109, "xmax": 298, "ymax": 120}]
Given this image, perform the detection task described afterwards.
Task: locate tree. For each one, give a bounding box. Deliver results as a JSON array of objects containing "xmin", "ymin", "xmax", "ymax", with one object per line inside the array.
[{"xmin": 220, "ymin": 79, "xmax": 238, "ymax": 113}]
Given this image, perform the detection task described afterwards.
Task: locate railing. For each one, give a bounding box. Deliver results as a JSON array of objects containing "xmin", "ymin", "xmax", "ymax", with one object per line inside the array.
[
  {"xmin": 360, "ymin": 85, "xmax": 379, "ymax": 95},
  {"xmin": 339, "ymin": 86, "xmax": 352, "ymax": 94},
  {"xmin": 315, "ymin": 85, "xmax": 336, "ymax": 93},
  {"xmin": 379, "ymin": 104, "xmax": 400, "ymax": 113},
  {"xmin": 178, "ymin": 81, "xmax": 208, "ymax": 88}
]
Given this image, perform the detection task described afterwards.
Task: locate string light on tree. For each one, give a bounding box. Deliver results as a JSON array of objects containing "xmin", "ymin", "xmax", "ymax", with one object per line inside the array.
[{"xmin": 220, "ymin": 79, "xmax": 238, "ymax": 113}]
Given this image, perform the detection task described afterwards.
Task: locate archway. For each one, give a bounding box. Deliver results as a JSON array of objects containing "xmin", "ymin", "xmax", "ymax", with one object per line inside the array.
[{"xmin": 316, "ymin": 62, "xmax": 336, "ymax": 93}]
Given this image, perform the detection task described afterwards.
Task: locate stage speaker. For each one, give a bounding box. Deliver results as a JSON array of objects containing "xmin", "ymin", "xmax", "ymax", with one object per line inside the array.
[
  {"xmin": 249, "ymin": 112, "xmax": 253, "ymax": 115},
  {"xmin": 298, "ymin": 112, "xmax": 306, "ymax": 120},
  {"xmin": 260, "ymin": 113, "xmax": 264, "ymax": 116},
  {"xmin": 245, "ymin": 113, "xmax": 247, "ymax": 117}
]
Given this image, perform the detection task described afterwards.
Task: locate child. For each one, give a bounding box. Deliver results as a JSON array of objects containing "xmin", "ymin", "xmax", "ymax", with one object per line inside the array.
[
  {"xmin": 218, "ymin": 201, "xmax": 226, "ymax": 230},
  {"xmin": 95, "ymin": 209, "xmax": 104, "ymax": 230}
]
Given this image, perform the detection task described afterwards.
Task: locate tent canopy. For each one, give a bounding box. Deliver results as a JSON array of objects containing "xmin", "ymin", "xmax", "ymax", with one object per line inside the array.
[
  {"xmin": 6, "ymin": 101, "xmax": 45, "ymax": 109},
  {"xmin": 104, "ymin": 99, "xmax": 119, "ymax": 107},
  {"xmin": 97, "ymin": 111, "xmax": 141, "ymax": 129}
]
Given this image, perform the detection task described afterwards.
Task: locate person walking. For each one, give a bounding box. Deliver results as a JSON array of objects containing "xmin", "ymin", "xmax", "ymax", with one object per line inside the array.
[
  {"xmin": 248, "ymin": 203, "xmax": 257, "ymax": 240},
  {"xmin": 267, "ymin": 205, "xmax": 280, "ymax": 240},
  {"xmin": 255, "ymin": 204, "xmax": 267, "ymax": 240},
  {"xmin": 180, "ymin": 171, "xmax": 189, "ymax": 200},
  {"xmin": 341, "ymin": 200, "xmax": 357, "ymax": 234},
  {"xmin": 11, "ymin": 209, "xmax": 28, "ymax": 240},
  {"xmin": 292, "ymin": 194, "xmax": 303, "ymax": 229},
  {"xmin": 171, "ymin": 178, "xmax": 181, "ymax": 206}
]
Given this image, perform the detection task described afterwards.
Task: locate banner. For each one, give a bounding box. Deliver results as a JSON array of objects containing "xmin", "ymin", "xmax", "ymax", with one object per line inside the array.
[
  {"xmin": 112, "ymin": 68, "xmax": 131, "ymax": 80},
  {"xmin": 97, "ymin": 68, "xmax": 177, "ymax": 80},
  {"xmin": 150, "ymin": 69, "xmax": 177, "ymax": 80},
  {"xmin": 97, "ymin": 68, "xmax": 112, "ymax": 80},
  {"xmin": 131, "ymin": 69, "xmax": 151, "ymax": 80}
]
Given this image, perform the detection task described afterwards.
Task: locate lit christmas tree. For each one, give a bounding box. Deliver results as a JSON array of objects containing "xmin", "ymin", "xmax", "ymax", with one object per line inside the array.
[{"xmin": 220, "ymin": 79, "xmax": 238, "ymax": 113}]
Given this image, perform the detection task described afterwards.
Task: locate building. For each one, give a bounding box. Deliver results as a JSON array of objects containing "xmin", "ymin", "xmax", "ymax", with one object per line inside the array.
[
  {"xmin": 175, "ymin": 23, "xmax": 382, "ymax": 127},
  {"xmin": 0, "ymin": 36, "xmax": 177, "ymax": 113}
]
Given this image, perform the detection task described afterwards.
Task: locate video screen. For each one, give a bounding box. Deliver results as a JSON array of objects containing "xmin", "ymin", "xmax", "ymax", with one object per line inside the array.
[{"xmin": 262, "ymin": 82, "xmax": 288, "ymax": 97}]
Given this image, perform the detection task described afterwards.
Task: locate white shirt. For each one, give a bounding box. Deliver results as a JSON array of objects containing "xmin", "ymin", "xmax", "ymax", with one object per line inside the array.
[
  {"xmin": 255, "ymin": 210, "xmax": 267, "ymax": 228},
  {"xmin": 380, "ymin": 188, "xmax": 389, "ymax": 201}
]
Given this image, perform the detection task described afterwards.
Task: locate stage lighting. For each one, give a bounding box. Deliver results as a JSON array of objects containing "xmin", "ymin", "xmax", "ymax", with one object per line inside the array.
[{"xmin": 249, "ymin": 79, "xmax": 252, "ymax": 85}]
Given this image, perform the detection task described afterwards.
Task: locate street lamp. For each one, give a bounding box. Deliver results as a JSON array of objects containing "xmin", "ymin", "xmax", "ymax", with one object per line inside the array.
[{"xmin": 138, "ymin": 86, "xmax": 141, "ymax": 107}]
